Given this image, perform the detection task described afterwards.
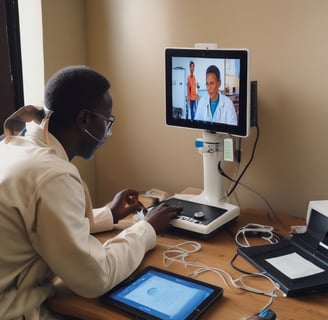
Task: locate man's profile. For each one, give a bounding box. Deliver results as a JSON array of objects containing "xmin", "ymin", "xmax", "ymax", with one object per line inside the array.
[{"xmin": 0, "ymin": 66, "xmax": 178, "ymax": 320}]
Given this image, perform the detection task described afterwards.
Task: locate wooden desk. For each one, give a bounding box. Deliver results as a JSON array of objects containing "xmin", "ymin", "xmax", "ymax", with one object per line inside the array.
[{"xmin": 47, "ymin": 200, "xmax": 328, "ymax": 320}]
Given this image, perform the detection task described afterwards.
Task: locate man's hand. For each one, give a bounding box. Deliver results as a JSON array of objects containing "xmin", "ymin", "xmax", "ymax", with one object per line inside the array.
[
  {"xmin": 144, "ymin": 203, "xmax": 179, "ymax": 234},
  {"xmin": 110, "ymin": 189, "xmax": 144, "ymax": 223}
]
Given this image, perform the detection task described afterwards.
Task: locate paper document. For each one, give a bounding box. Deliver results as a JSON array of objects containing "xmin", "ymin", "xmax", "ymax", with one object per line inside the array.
[{"xmin": 265, "ymin": 252, "xmax": 325, "ymax": 279}]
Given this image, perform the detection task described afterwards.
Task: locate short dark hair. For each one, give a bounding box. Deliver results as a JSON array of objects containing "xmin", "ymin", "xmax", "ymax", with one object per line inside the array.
[
  {"xmin": 189, "ymin": 61, "xmax": 194, "ymax": 67},
  {"xmin": 45, "ymin": 65, "xmax": 110, "ymax": 126},
  {"xmin": 206, "ymin": 65, "xmax": 221, "ymax": 81}
]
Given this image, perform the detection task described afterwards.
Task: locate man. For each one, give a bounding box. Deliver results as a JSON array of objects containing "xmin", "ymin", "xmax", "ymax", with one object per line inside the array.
[
  {"xmin": 194, "ymin": 65, "xmax": 237, "ymax": 125},
  {"xmin": 0, "ymin": 66, "xmax": 178, "ymax": 320},
  {"xmin": 187, "ymin": 60, "xmax": 198, "ymax": 120}
]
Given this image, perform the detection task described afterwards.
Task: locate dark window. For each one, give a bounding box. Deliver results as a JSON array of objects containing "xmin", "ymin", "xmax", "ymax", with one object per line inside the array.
[{"xmin": 0, "ymin": 0, "xmax": 24, "ymax": 135}]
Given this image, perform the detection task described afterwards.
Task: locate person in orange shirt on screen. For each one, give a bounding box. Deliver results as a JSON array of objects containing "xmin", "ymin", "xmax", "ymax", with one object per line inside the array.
[{"xmin": 187, "ymin": 60, "xmax": 199, "ymax": 120}]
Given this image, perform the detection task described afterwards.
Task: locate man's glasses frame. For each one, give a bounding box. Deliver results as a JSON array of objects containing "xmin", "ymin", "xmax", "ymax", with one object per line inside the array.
[{"xmin": 84, "ymin": 109, "xmax": 115, "ymax": 133}]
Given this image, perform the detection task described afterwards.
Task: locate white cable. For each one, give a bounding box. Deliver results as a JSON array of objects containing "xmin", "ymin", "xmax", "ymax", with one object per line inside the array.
[
  {"xmin": 162, "ymin": 240, "xmax": 284, "ymax": 316},
  {"xmin": 235, "ymin": 223, "xmax": 279, "ymax": 247},
  {"xmin": 162, "ymin": 241, "xmax": 202, "ymax": 267}
]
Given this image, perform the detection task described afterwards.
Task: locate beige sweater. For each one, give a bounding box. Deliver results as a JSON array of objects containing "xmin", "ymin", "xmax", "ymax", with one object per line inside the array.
[{"xmin": 0, "ymin": 106, "xmax": 156, "ymax": 320}]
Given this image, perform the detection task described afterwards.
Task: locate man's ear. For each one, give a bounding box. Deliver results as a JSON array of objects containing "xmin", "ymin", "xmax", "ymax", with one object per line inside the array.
[{"xmin": 77, "ymin": 110, "xmax": 88, "ymax": 131}]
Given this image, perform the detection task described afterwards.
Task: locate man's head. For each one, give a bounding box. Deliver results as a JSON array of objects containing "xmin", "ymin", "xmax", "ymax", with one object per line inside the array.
[
  {"xmin": 189, "ymin": 61, "xmax": 195, "ymax": 74},
  {"xmin": 44, "ymin": 66, "xmax": 113, "ymax": 160},
  {"xmin": 206, "ymin": 65, "xmax": 221, "ymax": 102}
]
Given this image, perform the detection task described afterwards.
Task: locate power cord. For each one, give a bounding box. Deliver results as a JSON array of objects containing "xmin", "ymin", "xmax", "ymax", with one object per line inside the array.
[
  {"xmin": 219, "ymin": 124, "xmax": 290, "ymax": 233},
  {"xmin": 218, "ymin": 123, "xmax": 259, "ymax": 198}
]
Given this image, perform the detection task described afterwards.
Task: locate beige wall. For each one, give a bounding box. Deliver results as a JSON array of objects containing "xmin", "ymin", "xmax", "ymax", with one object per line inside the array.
[
  {"xmin": 41, "ymin": 0, "xmax": 97, "ymax": 200},
  {"xmin": 42, "ymin": 0, "xmax": 328, "ymax": 218},
  {"xmin": 86, "ymin": 0, "xmax": 328, "ymax": 218}
]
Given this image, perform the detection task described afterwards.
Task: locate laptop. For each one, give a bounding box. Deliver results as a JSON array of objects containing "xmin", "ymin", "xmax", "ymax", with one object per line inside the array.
[
  {"xmin": 100, "ymin": 266, "xmax": 223, "ymax": 319},
  {"xmin": 238, "ymin": 202, "xmax": 328, "ymax": 296}
]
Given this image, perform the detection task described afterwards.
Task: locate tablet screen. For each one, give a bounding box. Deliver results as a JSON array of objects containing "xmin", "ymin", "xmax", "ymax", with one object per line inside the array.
[{"xmin": 101, "ymin": 266, "xmax": 223, "ymax": 320}]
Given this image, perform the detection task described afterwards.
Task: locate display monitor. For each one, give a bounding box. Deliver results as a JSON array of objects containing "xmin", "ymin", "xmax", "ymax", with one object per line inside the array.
[{"xmin": 165, "ymin": 47, "xmax": 250, "ymax": 137}]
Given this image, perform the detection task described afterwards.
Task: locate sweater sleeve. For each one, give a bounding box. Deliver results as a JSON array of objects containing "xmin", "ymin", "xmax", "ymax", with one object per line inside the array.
[
  {"xmin": 90, "ymin": 206, "xmax": 114, "ymax": 233},
  {"xmin": 30, "ymin": 173, "xmax": 156, "ymax": 298},
  {"xmin": 82, "ymin": 180, "xmax": 114, "ymax": 233}
]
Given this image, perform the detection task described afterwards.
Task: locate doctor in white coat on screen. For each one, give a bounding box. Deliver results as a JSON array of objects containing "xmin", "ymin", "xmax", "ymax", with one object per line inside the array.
[{"xmin": 195, "ymin": 65, "xmax": 237, "ymax": 125}]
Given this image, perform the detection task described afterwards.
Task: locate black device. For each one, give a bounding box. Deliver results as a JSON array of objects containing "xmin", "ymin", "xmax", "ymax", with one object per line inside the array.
[
  {"xmin": 150, "ymin": 197, "xmax": 239, "ymax": 238},
  {"xmin": 100, "ymin": 266, "xmax": 223, "ymax": 320},
  {"xmin": 250, "ymin": 80, "xmax": 258, "ymax": 126}
]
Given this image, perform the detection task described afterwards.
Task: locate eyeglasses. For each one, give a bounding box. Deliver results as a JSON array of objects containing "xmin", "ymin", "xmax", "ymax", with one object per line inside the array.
[{"xmin": 84, "ymin": 109, "xmax": 115, "ymax": 133}]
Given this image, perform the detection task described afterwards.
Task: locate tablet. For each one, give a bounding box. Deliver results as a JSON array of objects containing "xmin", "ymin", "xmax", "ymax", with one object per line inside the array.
[{"xmin": 100, "ymin": 266, "xmax": 223, "ymax": 320}]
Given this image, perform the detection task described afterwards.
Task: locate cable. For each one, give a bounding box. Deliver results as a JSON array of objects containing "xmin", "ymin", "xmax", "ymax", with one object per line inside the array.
[
  {"xmin": 221, "ymin": 165, "xmax": 276, "ymax": 216},
  {"xmin": 239, "ymin": 182, "xmax": 275, "ymax": 215},
  {"xmin": 162, "ymin": 240, "xmax": 283, "ymax": 298},
  {"xmin": 229, "ymin": 179, "xmax": 289, "ymax": 233},
  {"xmin": 227, "ymin": 159, "xmax": 241, "ymax": 205},
  {"xmin": 233, "ymin": 180, "xmax": 289, "ymax": 233},
  {"xmin": 219, "ymin": 123, "xmax": 259, "ymax": 198},
  {"xmin": 218, "ymin": 124, "xmax": 290, "ymax": 233},
  {"xmin": 220, "ymin": 156, "xmax": 275, "ymax": 215},
  {"xmin": 162, "ymin": 240, "xmax": 284, "ymax": 320},
  {"xmin": 230, "ymin": 253, "xmax": 254, "ymax": 275},
  {"xmin": 234, "ymin": 223, "xmax": 280, "ymax": 248}
]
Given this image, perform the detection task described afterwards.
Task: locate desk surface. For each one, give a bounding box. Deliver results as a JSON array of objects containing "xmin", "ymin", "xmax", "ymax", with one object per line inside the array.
[{"xmin": 47, "ymin": 194, "xmax": 328, "ymax": 320}]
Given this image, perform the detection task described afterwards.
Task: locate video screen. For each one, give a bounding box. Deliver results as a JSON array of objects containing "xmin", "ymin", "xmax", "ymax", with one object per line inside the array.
[
  {"xmin": 172, "ymin": 56, "xmax": 240, "ymax": 125},
  {"xmin": 165, "ymin": 48, "xmax": 250, "ymax": 137}
]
